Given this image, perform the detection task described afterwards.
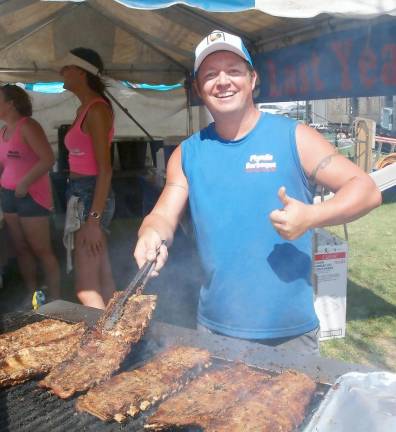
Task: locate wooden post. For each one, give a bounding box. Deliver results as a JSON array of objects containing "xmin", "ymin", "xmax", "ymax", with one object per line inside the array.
[{"xmin": 353, "ymin": 117, "xmax": 375, "ymax": 173}]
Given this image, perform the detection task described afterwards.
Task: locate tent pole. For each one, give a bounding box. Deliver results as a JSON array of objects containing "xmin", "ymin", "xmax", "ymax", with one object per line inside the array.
[
  {"xmin": 185, "ymin": 74, "xmax": 193, "ymax": 136},
  {"xmin": 104, "ymin": 89, "xmax": 154, "ymax": 143},
  {"xmin": 105, "ymin": 89, "xmax": 166, "ymax": 169}
]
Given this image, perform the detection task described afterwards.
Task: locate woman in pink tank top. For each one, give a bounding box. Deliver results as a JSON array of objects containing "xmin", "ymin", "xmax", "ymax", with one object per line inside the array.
[
  {"xmin": 58, "ymin": 48, "xmax": 115, "ymax": 309},
  {"xmin": 0, "ymin": 85, "xmax": 60, "ymax": 302}
]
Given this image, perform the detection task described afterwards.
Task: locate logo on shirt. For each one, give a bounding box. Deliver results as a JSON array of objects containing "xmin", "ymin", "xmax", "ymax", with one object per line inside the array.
[
  {"xmin": 70, "ymin": 148, "xmax": 85, "ymax": 156},
  {"xmin": 7, "ymin": 150, "xmax": 21, "ymax": 160},
  {"xmin": 245, "ymin": 154, "xmax": 276, "ymax": 172}
]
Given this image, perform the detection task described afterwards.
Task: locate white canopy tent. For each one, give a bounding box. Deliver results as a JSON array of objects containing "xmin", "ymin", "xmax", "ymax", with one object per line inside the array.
[
  {"xmin": 0, "ymin": 1, "xmax": 395, "ymax": 140},
  {"xmin": 0, "ymin": 0, "xmax": 394, "ymax": 84}
]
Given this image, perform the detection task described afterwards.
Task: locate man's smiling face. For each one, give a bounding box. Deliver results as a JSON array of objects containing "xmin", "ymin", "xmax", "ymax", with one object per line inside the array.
[{"xmin": 195, "ymin": 51, "xmax": 257, "ymax": 118}]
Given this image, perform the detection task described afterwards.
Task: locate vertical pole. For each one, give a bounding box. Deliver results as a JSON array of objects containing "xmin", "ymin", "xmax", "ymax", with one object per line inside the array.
[
  {"xmin": 349, "ymin": 97, "xmax": 359, "ymax": 124},
  {"xmin": 305, "ymin": 100, "xmax": 310, "ymax": 124},
  {"xmin": 393, "ymin": 96, "xmax": 396, "ymax": 132},
  {"xmin": 184, "ymin": 73, "xmax": 193, "ymax": 136}
]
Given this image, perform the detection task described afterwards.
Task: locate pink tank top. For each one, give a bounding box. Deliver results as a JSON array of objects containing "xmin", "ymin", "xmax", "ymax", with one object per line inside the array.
[
  {"xmin": 0, "ymin": 117, "xmax": 53, "ymax": 210},
  {"xmin": 64, "ymin": 98, "xmax": 114, "ymax": 175}
]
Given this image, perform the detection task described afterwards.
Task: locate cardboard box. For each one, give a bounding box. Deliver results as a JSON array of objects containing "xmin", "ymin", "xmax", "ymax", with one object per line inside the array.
[{"xmin": 313, "ymin": 228, "xmax": 348, "ymax": 341}]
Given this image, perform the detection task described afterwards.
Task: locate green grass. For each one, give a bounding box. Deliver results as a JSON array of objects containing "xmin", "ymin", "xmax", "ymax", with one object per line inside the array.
[{"xmin": 321, "ymin": 200, "xmax": 396, "ymax": 371}]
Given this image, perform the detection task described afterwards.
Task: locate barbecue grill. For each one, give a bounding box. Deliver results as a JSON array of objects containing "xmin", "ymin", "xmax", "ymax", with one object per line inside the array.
[{"xmin": 0, "ymin": 301, "xmax": 374, "ymax": 432}]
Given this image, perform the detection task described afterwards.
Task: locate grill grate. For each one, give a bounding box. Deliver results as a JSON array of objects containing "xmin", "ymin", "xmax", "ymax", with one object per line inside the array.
[
  {"xmin": 0, "ymin": 311, "xmax": 329, "ymax": 432},
  {"xmin": 0, "ymin": 313, "xmax": 205, "ymax": 431}
]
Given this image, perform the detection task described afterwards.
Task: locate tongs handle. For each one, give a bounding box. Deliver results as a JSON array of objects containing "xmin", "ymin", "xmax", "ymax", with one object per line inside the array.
[
  {"xmin": 103, "ymin": 240, "xmax": 165, "ymax": 330},
  {"xmin": 128, "ymin": 258, "xmax": 156, "ymax": 296}
]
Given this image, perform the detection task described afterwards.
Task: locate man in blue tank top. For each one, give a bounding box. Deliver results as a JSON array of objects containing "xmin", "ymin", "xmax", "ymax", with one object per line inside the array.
[{"xmin": 134, "ymin": 30, "xmax": 381, "ymax": 355}]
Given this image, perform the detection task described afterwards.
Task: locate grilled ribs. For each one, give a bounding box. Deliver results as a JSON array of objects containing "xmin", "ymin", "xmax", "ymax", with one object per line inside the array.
[
  {"xmin": 0, "ymin": 319, "xmax": 83, "ymax": 359},
  {"xmin": 207, "ymin": 370, "xmax": 317, "ymax": 431},
  {"xmin": 76, "ymin": 345, "xmax": 211, "ymax": 422},
  {"xmin": 0, "ymin": 321, "xmax": 85, "ymax": 388},
  {"xmin": 39, "ymin": 293, "xmax": 157, "ymax": 398},
  {"xmin": 145, "ymin": 363, "xmax": 271, "ymax": 430},
  {"xmin": 146, "ymin": 365, "xmax": 316, "ymax": 431}
]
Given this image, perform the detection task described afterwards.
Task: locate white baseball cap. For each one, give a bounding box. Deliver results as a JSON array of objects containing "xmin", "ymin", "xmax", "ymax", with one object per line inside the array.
[
  {"xmin": 53, "ymin": 52, "xmax": 100, "ymax": 76},
  {"xmin": 194, "ymin": 30, "xmax": 253, "ymax": 74}
]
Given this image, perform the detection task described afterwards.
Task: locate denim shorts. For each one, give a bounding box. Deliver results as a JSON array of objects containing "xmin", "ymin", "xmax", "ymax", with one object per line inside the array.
[
  {"xmin": 0, "ymin": 188, "xmax": 50, "ymax": 217},
  {"xmin": 66, "ymin": 176, "xmax": 115, "ymax": 228}
]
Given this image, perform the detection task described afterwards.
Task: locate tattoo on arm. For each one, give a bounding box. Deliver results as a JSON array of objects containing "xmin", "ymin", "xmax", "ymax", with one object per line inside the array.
[
  {"xmin": 165, "ymin": 182, "xmax": 188, "ymax": 192},
  {"xmin": 309, "ymin": 152, "xmax": 338, "ymax": 184}
]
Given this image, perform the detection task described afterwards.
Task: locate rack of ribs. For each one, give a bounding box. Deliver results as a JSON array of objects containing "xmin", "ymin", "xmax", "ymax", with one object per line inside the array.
[
  {"xmin": 206, "ymin": 370, "xmax": 317, "ymax": 431},
  {"xmin": 38, "ymin": 293, "xmax": 157, "ymax": 398},
  {"xmin": 0, "ymin": 320, "xmax": 85, "ymax": 388},
  {"xmin": 145, "ymin": 363, "xmax": 272, "ymax": 430},
  {"xmin": 76, "ymin": 345, "xmax": 212, "ymax": 422},
  {"xmin": 146, "ymin": 364, "xmax": 316, "ymax": 431},
  {"xmin": 0, "ymin": 319, "xmax": 83, "ymax": 359}
]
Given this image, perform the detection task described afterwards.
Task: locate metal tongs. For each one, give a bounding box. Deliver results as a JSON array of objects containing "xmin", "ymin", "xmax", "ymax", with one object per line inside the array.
[{"xmin": 103, "ymin": 241, "xmax": 165, "ymax": 330}]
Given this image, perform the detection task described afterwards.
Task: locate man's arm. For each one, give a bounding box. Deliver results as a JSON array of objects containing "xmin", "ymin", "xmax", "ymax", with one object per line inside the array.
[
  {"xmin": 134, "ymin": 145, "xmax": 188, "ymax": 274},
  {"xmin": 270, "ymin": 124, "xmax": 382, "ymax": 240}
]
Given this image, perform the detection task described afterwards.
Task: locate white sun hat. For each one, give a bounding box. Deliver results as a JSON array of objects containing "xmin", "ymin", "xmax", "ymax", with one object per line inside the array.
[
  {"xmin": 194, "ymin": 30, "xmax": 253, "ymax": 74},
  {"xmin": 53, "ymin": 52, "xmax": 100, "ymax": 76}
]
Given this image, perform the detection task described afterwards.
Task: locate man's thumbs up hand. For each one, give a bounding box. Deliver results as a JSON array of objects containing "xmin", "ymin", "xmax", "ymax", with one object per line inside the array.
[
  {"xmin": 269, "ymin": 186, "xmax": 313, "ymax": 240},
  {"xmin": 278, "ymin": 186, "xmax": 292, "ymax": 207}
]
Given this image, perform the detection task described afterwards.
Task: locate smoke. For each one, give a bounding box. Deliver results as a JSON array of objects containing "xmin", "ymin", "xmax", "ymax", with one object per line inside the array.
[{"xmin": 108, "ymin": 218, "xmax": 202, "ymax": 330}]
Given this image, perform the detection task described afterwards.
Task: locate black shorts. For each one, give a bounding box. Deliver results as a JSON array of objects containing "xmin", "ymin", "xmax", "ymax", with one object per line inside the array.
[{"xmin": 0, "ymin": 188, "xmax": 50, "ymax": 217}]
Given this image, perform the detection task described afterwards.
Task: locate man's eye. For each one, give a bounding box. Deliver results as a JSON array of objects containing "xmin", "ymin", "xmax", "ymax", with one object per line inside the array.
[
  {"xmin": 228, "ymin": 69, "xmax": 242, "ymax": 75},
  {"xmin": 204, "ymin": 72, "xmax": 216, "ymax": 80}
]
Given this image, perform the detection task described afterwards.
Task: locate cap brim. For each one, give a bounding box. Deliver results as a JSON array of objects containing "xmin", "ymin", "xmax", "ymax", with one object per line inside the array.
[
  {"xmin": 194, "ymin": 42, "xmax": 250, "ymax": 73},
  {"xmin": 50, "ymin": 52, "xmax": 99, "ymax": 76}
]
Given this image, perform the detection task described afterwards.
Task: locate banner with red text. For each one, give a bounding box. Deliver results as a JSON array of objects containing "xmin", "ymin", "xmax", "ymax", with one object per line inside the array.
[{"xmin": 255, "ymin": 20, "xmax": 396, "ymax": 102}]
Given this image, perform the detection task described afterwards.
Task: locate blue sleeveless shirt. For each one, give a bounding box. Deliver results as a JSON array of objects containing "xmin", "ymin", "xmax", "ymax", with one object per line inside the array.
[{"xmin": 181, "ymin": 113, "xmax": 319, "ymax": 339}]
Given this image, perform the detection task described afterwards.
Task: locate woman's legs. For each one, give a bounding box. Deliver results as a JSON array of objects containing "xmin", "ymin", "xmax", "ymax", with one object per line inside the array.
[
  {"xmin": 74, "ymin": 228, "xmax": 115, "ymax": 309},
  {"xmin": 3, "ymin": 213, "xmax": 37, "ymax": 294},
  {"xmin": 67, "ymin": 177, "xmax": 115, "ymax": 309},
  {"xmin": 20, "ymin": 215, "xmax": 61, "ymax": 299}
]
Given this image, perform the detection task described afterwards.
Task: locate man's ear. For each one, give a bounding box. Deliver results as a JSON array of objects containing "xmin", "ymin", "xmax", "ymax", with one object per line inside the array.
[{"xmin": 251, "ymin": 70, "xmax": 258, "ymax": 91}]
